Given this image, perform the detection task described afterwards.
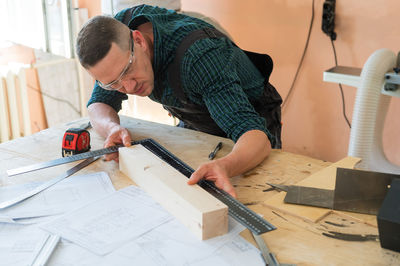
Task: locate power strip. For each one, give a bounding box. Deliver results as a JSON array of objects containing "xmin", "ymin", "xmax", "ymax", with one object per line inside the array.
[{"xmin": 322, "ymin": 0, "xmax": 337, "ymax": 40}]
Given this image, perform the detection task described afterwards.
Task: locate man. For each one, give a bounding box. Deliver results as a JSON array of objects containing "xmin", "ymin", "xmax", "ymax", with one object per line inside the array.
[{"xmin": 76, "ymin": 5, "xmax": 282, "ymax": 198}]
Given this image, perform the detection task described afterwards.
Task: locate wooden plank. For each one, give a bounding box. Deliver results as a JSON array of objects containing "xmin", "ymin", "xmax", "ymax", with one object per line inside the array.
[
  {"xmin": 6, "ymin": 71, "xmax": 21, "ymax": 139},
  {"xmin": 35, "ymin": 58, "xmax": 81, "ymax": 127},
  {"xmin": 13, "ymin": 69, "xmax": 24, "ymax": 137},
  {"xmin": 0, "ymin": 77, "xmax": 10, "ymax": 142},
  {"xmin": 262, "ymin": 157, "xmax": 362, "ymax": 223},
  {"xmin": 17, "ymin": 69, "xmax": 31, "ymax": 136},
  {"xmin": 231, "ymin": 150, "xmax": 332, "ymax": 206},
  {"xmin": 25, "ymin": 68, "xmax": 48, "ymax": 133},
  {"xmin": 72, "ymin": 6, "xmax": 90, "ymax": 117},
  {"xmin": 246, "ymin": 205, "xmax": 396, "ymax": 266},
  {"xmin": 119, "ymin": 145, "xmax": 228, "ymax": 240}
]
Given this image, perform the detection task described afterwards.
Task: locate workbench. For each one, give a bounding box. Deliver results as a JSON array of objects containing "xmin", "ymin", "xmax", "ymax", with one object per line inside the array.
[{"xmin": 0, "ymin": 116, "xmax": 398, "ymax": 265}]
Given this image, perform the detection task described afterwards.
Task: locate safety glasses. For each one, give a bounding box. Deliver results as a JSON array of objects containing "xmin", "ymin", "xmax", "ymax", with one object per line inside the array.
[{"xmin": 97, "ymin": 31, "xmax": 134, "ymax": 90}]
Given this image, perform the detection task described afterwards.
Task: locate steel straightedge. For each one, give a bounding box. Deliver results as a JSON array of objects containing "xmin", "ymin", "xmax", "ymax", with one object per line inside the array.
[{"xmin": 138, "ymin": 139, "xmax": 276, "ymax": 235}]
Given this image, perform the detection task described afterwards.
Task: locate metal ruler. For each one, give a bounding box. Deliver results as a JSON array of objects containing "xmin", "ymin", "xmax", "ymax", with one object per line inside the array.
[
  {"xmin": 7, "ymin": 143, "xmax": 137, "ymax": 177},
  {"xmin": 0, "ymin": 157, "xmax": 99, "ymax": 209},
  {"xmin": 7, "ymin": 138, "xmax": 276, "ymax": 235}
]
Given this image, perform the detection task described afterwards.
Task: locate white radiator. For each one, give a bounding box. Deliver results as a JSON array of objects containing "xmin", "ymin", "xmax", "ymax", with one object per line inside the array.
[{"xmin": 0, "ymin": 66, "xmax": 31, "ymax": 143}]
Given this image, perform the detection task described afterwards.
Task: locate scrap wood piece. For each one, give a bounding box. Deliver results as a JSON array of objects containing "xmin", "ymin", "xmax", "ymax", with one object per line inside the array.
[
  {"xmin": 119, "ymin": 145, "xmax": 228, "ymax": 240},
  {"xmin": 262, "ymin": 157, "xmax": 362, "ymax": 223},
  {"xmin": 334, "ymin": 210, "xmax": 378, "ymax": 227}
]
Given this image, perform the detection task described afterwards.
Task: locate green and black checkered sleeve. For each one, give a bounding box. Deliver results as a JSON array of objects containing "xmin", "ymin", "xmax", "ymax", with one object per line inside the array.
[{"xmin": 87, "ymin": 82, "xmax": 128, "ymax": 112}]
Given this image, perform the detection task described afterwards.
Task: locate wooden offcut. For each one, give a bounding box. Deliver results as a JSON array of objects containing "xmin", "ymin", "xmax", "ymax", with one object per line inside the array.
[{"xmin": 119, "ymin": 145, "xmax": 228, "ymax": 240}]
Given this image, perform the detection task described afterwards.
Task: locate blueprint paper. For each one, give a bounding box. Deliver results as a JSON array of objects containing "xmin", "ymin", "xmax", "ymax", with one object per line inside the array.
[
  {"xmin": 0, "ymin": 223, "xmax": 50, "ymax": 266},
  {"xmin": 134, "ymin": 217, "xmax": 244, "ymax": 263},
  {"xmin": 41, "ymin": 186, "xmax": 173, "ymax": 255},
  {"xmin": 0, "ymin": 172, "xmax": 115, "ymax": 219},
  {"xmin": 46, "ymin": 239, "xmax": 159, "ymax": 266},
  {"xmin": 43, "ymin": 186, "xmax": 264, "ymax": 265},
  {"xmin": 191, "ymin": 235, "xmax": 265, "ymax": 266},
  {"xmin": 46, "ymin": 232, "xmax": 264, "ymax": 266}
]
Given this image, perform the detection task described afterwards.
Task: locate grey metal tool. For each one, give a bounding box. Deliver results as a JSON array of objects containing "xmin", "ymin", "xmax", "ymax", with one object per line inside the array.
[
  {"xmin": 266, "ymin": 183, "xmax": 334, "ymax": 209},
  {"xmin": 267, "ymin": 167, "xmax": 399, "ymax": 215},
  {"xmin": 252, "ymin": 232, "xmax": 279, "ymax": 266},
  {"xmin": 333, "ymin": 168, "xmax": 396, "ymax": 214},
  {"xmin": 6, "ymin": 143, "xmax": 129, "ymax": 177},
  {"xmin": 251, "ymin": 232, "xmax": 297, "ymax": 266},
  {"xmin": 0, "ymin": 157, "xmax": 99, "ymax": 209},
  {"xmin": 136, "ymin": 139, "xmax": 276, "ymax": 235},
  {"xmin": 31, "ymin": 234, "xmax": 61, "ymax": 266}
]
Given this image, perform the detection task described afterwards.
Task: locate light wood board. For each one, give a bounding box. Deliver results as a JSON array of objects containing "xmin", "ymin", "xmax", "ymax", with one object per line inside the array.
[
  {"xmin": 263, "ymin": 157, "xmax": 362, "ymax": 223},
  {"xmin": 119, "ymin": 145, "xmax": 228, "ymax": 240},
  {"xmin": 2, "ymin": 117, "xmax": 397, "ymax": 265}
]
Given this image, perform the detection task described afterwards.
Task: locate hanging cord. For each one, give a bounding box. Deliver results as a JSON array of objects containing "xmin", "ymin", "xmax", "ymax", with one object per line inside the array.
[
  {"xmin": 330, "ymin": 39, "xmax": 352, "ymax": 128},
  {"xmin": 282, "ymin": 0, "xmax": 315, "ymax": 109}
]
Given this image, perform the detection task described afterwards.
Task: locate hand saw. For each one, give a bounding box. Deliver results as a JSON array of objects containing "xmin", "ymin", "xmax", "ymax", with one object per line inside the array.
[{"xmin": 267, "ymin": 167, "xmax": 399, "ymax": 215}]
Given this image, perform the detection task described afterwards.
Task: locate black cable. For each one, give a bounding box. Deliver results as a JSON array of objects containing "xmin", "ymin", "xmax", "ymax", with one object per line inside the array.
[
  {"xmin": 282, "ymin": 0, "xmax": 315, "ymax": 109},
  {"xmin": 330, "ymin": 39, "xmax": 351, "ymax": 128}
]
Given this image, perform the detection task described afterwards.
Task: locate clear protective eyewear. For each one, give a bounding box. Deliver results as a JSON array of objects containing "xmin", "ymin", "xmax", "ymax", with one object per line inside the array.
[{"xmin": 97, "ymin": 32, "xmax": 134, "ymax": 90}]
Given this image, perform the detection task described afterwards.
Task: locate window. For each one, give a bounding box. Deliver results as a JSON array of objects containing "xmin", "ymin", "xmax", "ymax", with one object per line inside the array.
[
  {"xmin": 0, "ymin": 0, "xmax": 46, "ymax": 50},
  {"xmin": 0, "ymin": 0, "xmax": 75, "ymax": 58}
]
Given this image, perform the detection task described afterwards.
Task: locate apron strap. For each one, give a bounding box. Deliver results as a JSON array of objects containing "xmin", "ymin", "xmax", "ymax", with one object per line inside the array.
[{"xmin": 168, "ymin": 28, "xmax": 227, "ymax": 102}]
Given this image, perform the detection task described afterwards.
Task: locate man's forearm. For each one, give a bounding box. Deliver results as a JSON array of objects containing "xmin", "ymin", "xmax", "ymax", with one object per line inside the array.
[
  {"xmin": 218, "ymin": 130, "xmax": 271, "ymax": 177},
  {"xmin": 87, "ymin": 102, "xmax": 121, "ymax": 138},
  {"xmin": 187, "ymin": 130, "xmax": 270, "ymax": 198}
]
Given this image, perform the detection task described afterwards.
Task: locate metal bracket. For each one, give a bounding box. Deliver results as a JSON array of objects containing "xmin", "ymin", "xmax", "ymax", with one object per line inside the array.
[
  {"xmin": 383, "ymin": 51, "xmax": 400, "ymax": 92},
  {"xmin": 384, "ymin": 72, "xmax": 400, "ymax": 91}
]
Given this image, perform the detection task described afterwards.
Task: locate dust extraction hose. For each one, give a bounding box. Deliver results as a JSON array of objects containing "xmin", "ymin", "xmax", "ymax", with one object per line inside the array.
[{"xmin": 348, "ymin": 48, "xmax": 400, "ymax": 173}]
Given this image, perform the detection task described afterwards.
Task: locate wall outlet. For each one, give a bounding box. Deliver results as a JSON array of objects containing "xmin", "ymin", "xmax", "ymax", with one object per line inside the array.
[{"xmin": 322, "ymin": 0, "xmax": 337, "ymax": 40}]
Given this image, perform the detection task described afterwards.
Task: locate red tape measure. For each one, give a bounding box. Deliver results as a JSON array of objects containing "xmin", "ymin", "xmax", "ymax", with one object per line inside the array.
[{"xmin": 62, "ymin": 127, "xmax": 91, "ymax": 157}]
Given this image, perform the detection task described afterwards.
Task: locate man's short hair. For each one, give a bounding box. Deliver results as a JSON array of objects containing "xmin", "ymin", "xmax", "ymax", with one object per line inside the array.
[{"xmin": 76, "ymin": 15, "xmax": 130, "ymax": 68}]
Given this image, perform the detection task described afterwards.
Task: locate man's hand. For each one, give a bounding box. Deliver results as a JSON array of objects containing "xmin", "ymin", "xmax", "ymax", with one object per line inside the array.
[
  {"xmin": 187, "ymin": 160, "xmax": 237, "ymax": 198},
  {"xmin": 187, "ymin": 130, "xmax": 271, "ymax": 199},
  {"xmin": 103, "ymin": 124, "xmax": 132, "ymax": 162},
  {"xmin": 87, "ymin": 103, "xmax": 132, "ymax": 162}
]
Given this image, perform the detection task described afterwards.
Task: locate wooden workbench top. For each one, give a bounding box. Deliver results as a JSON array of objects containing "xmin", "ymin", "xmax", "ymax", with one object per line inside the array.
[{"xmin": 0, "ymin": 116, "xmax": 398, "ymax": 265}]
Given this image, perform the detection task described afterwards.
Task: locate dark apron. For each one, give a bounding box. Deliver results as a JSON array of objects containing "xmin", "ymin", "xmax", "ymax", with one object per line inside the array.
[
  {"xmin": 122, "ymin": 9, "xmax": 282, "ymax": 148},
  {"xmin": 165, "ymin": 28, "xmax": 282, "ymax": 148}
]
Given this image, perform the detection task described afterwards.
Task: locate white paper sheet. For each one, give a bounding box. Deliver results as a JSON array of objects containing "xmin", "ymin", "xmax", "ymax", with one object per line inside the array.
[
  {"xmin": 190, "ymin": 235, "xmax": 265, "ymax": 266},
  {"xmin": 44, "ymin": 186, "xmax": 264, "ymax": 265},
  {"xmin": 0, "ymin": 215, "xmax": 18, "ymax": 224},
  {"xmin": 46, "ymin": 230, "xmax": 264, "ymax": 266},
  {"xmin": 0, "ymin": 223, "xmax": 51, "ymax": 266},
  {"xmin": 46, "ymin": 239, "xmax": 158, "ymax": 266},
  {"xmin": 41, "ymin": 186, "xmax": 173, "ymax": 255},
  {"xmin": 0, "ymin": 172, "xmax": 115, "ymax": 219}
]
